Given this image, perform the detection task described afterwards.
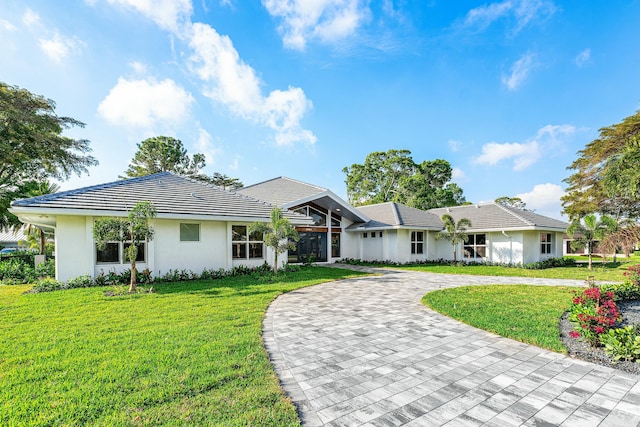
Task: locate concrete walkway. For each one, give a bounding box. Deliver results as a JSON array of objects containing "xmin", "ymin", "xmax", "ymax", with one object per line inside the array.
[{"xmin": 262, "ymin": 266, "xmax": 640, "ymax": 426}]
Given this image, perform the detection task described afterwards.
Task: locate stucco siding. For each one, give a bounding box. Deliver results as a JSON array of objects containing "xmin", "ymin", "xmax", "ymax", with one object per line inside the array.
[{"xmin": 55, "ymin": 215, "xmax": 94, "ymax": 281}]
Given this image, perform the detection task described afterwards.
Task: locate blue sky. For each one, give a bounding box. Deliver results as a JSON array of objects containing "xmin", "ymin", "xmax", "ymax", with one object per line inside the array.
[{"xmin": 1, "ymin": 0, "xmax": 639, "ymax": 219}]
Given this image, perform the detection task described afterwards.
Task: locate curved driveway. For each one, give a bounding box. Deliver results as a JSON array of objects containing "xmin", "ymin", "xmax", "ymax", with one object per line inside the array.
[{"xmin": 263, "ymin": 267, "xmax": 640, "ymax": 426}]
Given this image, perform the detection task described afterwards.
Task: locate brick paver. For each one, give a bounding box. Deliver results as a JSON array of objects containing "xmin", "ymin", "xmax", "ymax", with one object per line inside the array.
[{"xmin": 262, "ymin": 266, "xmax": 640, "ymax": 426}]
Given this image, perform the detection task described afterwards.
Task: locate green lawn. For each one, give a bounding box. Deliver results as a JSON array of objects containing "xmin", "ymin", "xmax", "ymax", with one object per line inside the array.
[
  {"xmin": 398, "ymin": 257, "xmax": 639, "ymax": 282},
  {"xmin": 0, "ymin": 267, "xmax": 367, "ymax": 426},
  {"xmin": 422, "ymin": 285, "xmax": 579, "ymax": 352}
]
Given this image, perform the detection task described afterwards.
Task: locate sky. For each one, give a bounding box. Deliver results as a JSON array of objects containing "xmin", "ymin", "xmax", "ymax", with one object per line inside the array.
[{"xmin": 1, "ymin": 0, "xmax": 639, "ymax": 220}]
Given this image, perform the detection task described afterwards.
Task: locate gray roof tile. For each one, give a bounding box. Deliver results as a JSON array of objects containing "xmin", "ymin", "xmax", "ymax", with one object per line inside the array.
[
  {"xmin": 349, "ymin": 202, "xmax": 442, "ymax": 230},
  {"xmin": 428, "ymin": 203, "xmax": 568, "ymax": 231},
  {"xmin": 238, "ymin": 177, "xmax": 327, "ymax": 206},
  {"xmin": 11, "ymin": 172, "xmax": 310, "ymax": 222}
]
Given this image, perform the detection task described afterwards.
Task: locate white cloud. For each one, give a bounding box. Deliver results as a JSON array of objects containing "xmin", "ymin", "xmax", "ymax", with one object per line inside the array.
[
  {"xmin": 516, "ymin": 183, "xmax": 565, "ymax": 218},
  {"xmin": 229, "ymin": 155, "xmax": 240, "ymax": 171},
  {"xmin": 129, "ymin": 61, "xmax": 148, "ymax": 74},
  {"xmin": 262, "ymin": 0, "xmax": 370, "ymax": 50},
  {"xmin": 474, "ymin": 141, "xmax": 540, "ymax": 171},
  {"xmin": 473, "ymin": 123, "xmax": 576, "ymax": 170},
  {"xmin": 104, "ymin": 0, "xmax": 193, "ymax": 34},
  {"xmin": 451, "ymin": 167, "xmax": 466, "ymax": 180},
  {"xmin": 463, "ymin": 0, "xmax": 512, "ymax": 31},
  {"xmin": 38, "ymin": 32, "xmax": 82, "ymax": 63},
  {"xmin": 502, "ymin": 52, "xmax": 535, "ymax": 90},
  {"xmin": 462, "ymin": 0, "xmax": 556, "ymax": 34},
  {"xmin": 98, "ymin": 77, "xmax": 195, "ymax": 128},
  {"xmin": 575, "ymin": 48, "xmax": 591, "ymax": 67},
  {"xmin": 189, "ymin": 23, "xmax": 316, "ymax": 145},
  {"xmin": 448, "ymin": 139, "xmax": 461, "ymax": 152},
  {"xmin": 0, "ymin": 19, "xmax": 17, "ymax": 31},
  {"xmin": 194, "ymin": 127, "xmax": 221, "ymax": 165},
  {"xmin": 22, "ymin": 8, "xmax": 41, "ymax": 29}
]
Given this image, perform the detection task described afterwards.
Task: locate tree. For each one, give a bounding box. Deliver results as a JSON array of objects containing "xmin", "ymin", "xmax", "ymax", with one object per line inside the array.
[
  {"xmin": 210, "ymin": 173, "xmax": 243, "ymax": 191},
  {"xmin": 436, "ymin": 214, "xmax": 472, "ymax": 263},
  {"xmin": 562, "ymin": 111, "xmax": 640, "ymax": 220},
  {"xmin": 15, "ymin": 180, "xmax": 60, "ymax": 254},
  {"xmin": 121, "ymin": 136, "xmax": 207, "ymax": 180},
  {"xmin": 495, "ymin": 196, "xmax": 527, "ymax": 210},
  {"xmin": 0, "ymin": 82, "xmax": 97, "ymax": 229},
  {"xmin": 598, "ymin": 223, "xmax": 640, "ymax": 261},
  {"xmin": 343, "ymin": 150, "xmax": 466, "ymax": 209},
  {"xmin": 566, "ymin": 214, "xmax": 617, "ymax": 270},
  {"xmin": 93, "ymin": 201, "xmax": 157, "ymax": 292},
  {"xmin": 249, "ymin": 207, "xmax": 299, "ymax": 276}
]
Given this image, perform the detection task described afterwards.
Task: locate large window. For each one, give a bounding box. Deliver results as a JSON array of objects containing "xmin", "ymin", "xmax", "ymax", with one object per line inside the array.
[
  {"xmin": 294, "ymin": 206, "xmax": 327, "ymax": 226},
  {"xmin": 464, "ymin": 234, "xmax": 486, "ymax": 259},
  {"xmin": 96, "ymin": 242, "xmax": 145, "ymax": 264},
  {"xmin": 411, "ymin": 231, "xmax": 424, "ymax": 254},
  {"xmin": 232, "ymin": 225, "xmax": 264, "ymax": 259},
  {"xmin": 180, "ymin": 223, "xmax": 200, "ymax": 241},
  {"xmin": 541, "ymin": 233, "xmax": 553, "ymax": 254}
]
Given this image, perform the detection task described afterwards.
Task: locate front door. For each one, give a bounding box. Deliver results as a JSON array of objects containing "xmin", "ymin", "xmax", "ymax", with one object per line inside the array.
[{"xmin": 289, "ymin": 232, "xmax": 327, "ymax": 263}]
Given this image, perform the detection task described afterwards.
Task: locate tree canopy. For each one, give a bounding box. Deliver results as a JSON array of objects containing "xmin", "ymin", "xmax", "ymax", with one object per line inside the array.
[
  {"xmin": 566, "ymin": 213, "xmax": 617, "ymax": 270},
  {"xmin": 0, "ymin": 82, "xmax": 97, "ymax": 229},
  {"xmin": 562, "ymin": 111, "xmax": 640, "ymax": 220},
  {"xmin": 495, "ymin": 196, "xmax": 527, "ymax": 210},
  {"xmin": 248, "ymin": 207, "xmax": 298, "ymax": 275},
  {"xmin": 121, "ymin": 136, "xmax": 207, "ymax": 180},
  {"xmin": 342, "ymin": 150, "xmax": 466, "ymax": 210},
  {"xmin": 435, "ymin": 214, "xmax": 472, "ymax": 263},
  {"xmin": 121, "ymin": 136, "xmax": 243, "ymax": 188}
]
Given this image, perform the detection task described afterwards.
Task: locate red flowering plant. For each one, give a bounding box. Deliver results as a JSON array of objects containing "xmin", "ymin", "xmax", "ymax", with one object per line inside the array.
[{"xmin": 568, "ymin": 287, "xmax": 621, "ymax": 348}]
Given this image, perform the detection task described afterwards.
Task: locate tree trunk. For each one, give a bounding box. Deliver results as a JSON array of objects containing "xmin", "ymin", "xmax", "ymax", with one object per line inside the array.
[
  {"xmin": 274, "ymin": 252, "xmax": 278, "ymax": 276},
  {"xmin": 39, "ymin": 229, "xmax": 45, "ymax": 255},
  {"xmin": 130, "ymin": 260, "xmax": 137, "ymax": 293}
]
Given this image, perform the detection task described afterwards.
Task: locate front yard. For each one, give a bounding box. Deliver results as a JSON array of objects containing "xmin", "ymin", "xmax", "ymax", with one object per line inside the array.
[{"xmin": 0, "ymin": 266, "xmax": 366, "ymax": 426}]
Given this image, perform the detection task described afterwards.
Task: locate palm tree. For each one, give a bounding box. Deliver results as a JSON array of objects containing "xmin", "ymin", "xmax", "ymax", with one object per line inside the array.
[
  {"xmin": 436, "ymin": 214, "xmax": 472, "ymax": 263},
  {"xmin": 249, "ymin": 207, "xmax": 299, "ymax": 275},
  {"xmin": 567, "ymin": 214, "xmax": 617, "ymax": 270}
]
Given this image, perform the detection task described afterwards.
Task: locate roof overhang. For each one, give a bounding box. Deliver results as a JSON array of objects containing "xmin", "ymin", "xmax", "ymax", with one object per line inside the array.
[
  {"xmin": 282, "ymin": 190, "xmax": 369, "ymax": 223},
  {"xmin": 9, "ymin": 206, "xmax": 313, "ymax": 228}
]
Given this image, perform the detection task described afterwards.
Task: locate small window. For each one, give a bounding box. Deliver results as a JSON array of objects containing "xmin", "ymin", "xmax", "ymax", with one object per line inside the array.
[
  {"xmin": 371, "ymin": 232, "xmax": 376, "ymax": 238},
  {"xmin": 411, "ymin": 231, "xmax": 424, "ymax": 254},
  {"xmin": 541, "ymin": 233, "xmax": 552, "ymax": 254},
  {"xmin": 363, "ymin": 232, "xmax": 368, "ymax": 238},
  {"xmin": 379, "ymin": 232, "xmax": 383, "ymax": 237},
  {"xmin": 180, "ymin": 223, "xmax": 200, "ymax": 242}
]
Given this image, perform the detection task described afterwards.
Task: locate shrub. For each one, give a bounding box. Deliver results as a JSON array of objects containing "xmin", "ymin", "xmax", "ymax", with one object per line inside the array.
[
  {"xmin": 0, "ymin": 259, "xmax": 35, "ymax": 284},
  {"xmin": 600, "ymin": 326, "xmax": 640, "ymax": 362},
  {"xmin": 599, "ymin": 282, "xmax": 640, "ymax": 301},
  {"xmin": 624, "ymin": 264, "xmax": 640, "ymax": 287},
  {"xmin": 568, "ymin": 287, "xmax": 621, "ymax": 348},
  {"xmin": 30, "ymin": 277, "xmax": 62, "ymax": 293}
]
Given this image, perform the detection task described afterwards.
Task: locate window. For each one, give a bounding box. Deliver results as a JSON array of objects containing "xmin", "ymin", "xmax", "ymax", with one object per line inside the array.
[
  {"xmin": 180, "ymin": 223, "xmax": 200, "ymax": 241},
  {"xmin": 379, "ymin": 232, "xmax": 383, "ymax": 237},
  {"xmin": 411, "ymin": 231, "xmax": 424, "ymax": 254},
  {"xmin": 96, "ymin": 242, "xmax": 119, "ymax": 263},
  {"xmin": 371, "ymin": 232, "xmax": 376, "ymax": 238},
  {"xmin": 464, "ymin": 234, "xmax": 486, "ymax": 259},
  {"xmin": 331, "ymin": 233, "xmax": 341, "ymax": 258},
  {"xmin": 331, "ymin": 214, "xmax": 341, "ymax": 227},
  {"xmin": 96, "ymin": 242, "xmax": 145, "ymax": 263},
  {"xmin": 232, "ymin": 225, "xmax": 264, "ymax": 259},
  {"xmin": 294, "ymin": 205, "xmax": 327, "ymax": 226},
  {"xmin": 541, "ymin": 233, "xmax": 553, "ymax": 254},
  {"xmin": 363, "ymin": 232, "xmax": 368, "ymax": 238}
]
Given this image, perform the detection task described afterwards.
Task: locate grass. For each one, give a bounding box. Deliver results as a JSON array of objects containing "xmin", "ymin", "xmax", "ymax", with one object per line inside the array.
[
  {"xmin": 422, "ymin": 285, "xmax": 580, "ymax": 352},
  {"xmin": 0, "ymin": 266, "xmax": 367, "ymax": 426},
  {"xmin": 397, "ymin": 256, "xmax": 640, "ymax": 282}
]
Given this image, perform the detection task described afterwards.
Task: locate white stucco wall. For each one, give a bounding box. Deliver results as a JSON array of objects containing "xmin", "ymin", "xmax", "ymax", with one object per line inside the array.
[
  {"xmin": 55, "ymin": 215, "xmax": 94, "ymax": 281},
  {"xmin": 490, "ymin": 231, "xmax": 524, "ymax": 264}
]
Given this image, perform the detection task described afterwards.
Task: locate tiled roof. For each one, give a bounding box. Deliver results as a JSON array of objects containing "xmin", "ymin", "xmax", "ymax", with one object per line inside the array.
[
  {"xmin": 348, "ymin": 202, "xmax": 442, "ymax": 230},
  {"xmin": 238, "ymin": 177, "xmax": 327, "ymax": 206},
  {"xmin": 428, "ymin": 203, "xmax": 568, "ymax": 231},
  {"xmin": 11, "ymin": 172, "xmax": 310, "ymax": 222}
]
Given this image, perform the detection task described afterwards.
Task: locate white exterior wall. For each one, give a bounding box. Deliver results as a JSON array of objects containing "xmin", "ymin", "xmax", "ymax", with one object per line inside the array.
[
  {"xmin": 522, "ymin": 231, "xmax": 540, "ymax": 264},
  {"xmin": 55, "ymin": 215, "xmax": 94, "ymax": 281},
  {"xmin": 489, "ymin": 231, "xmax": 524, "ymax": 265}
]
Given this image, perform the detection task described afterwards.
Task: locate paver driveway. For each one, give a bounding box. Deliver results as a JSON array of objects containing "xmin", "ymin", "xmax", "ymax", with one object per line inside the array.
[{"xmin": 263, "ymin": 267, "xmax": 640, "ymax": 426}]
